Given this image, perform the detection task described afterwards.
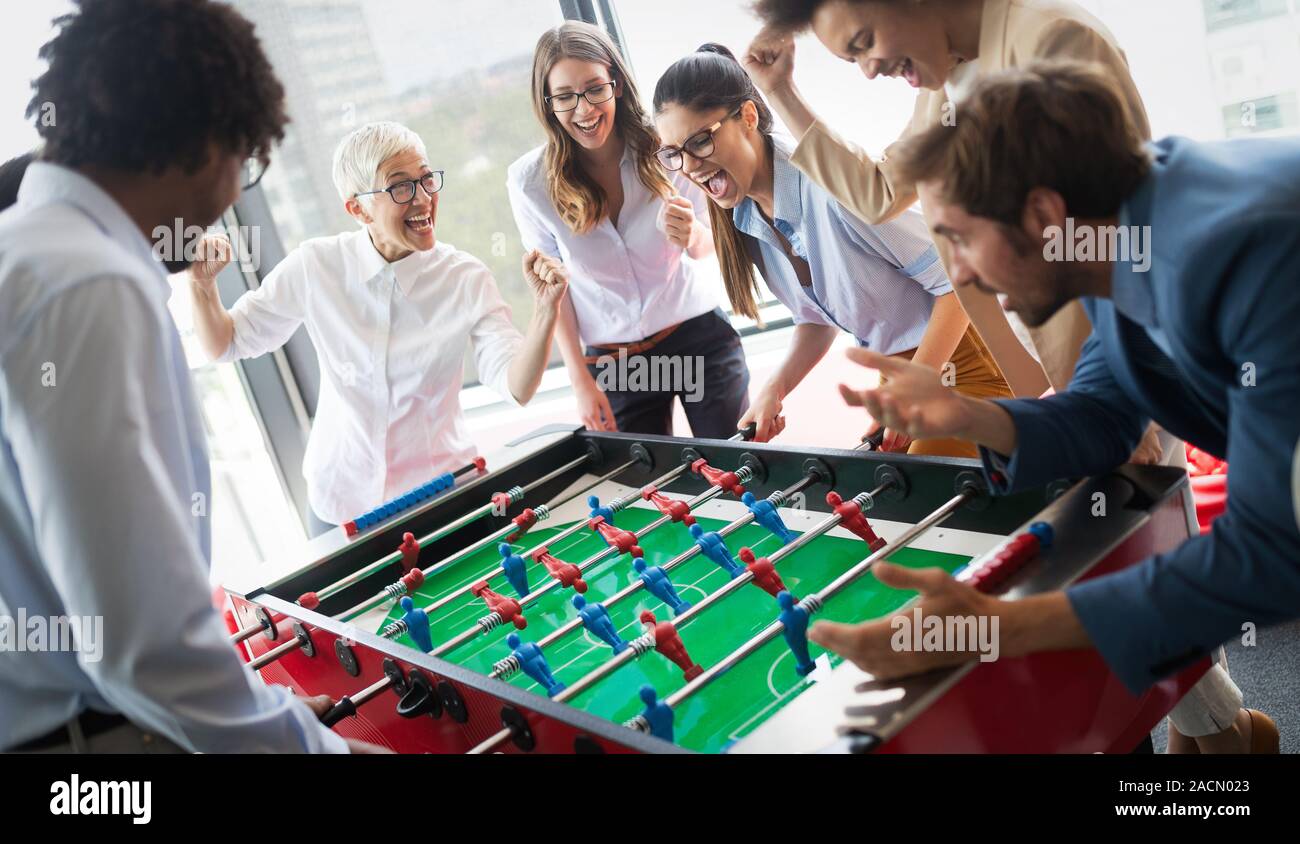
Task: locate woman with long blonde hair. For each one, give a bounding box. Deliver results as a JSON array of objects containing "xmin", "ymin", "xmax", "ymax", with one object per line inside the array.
[{"xmin": 507, "ymin": 21, "xmax": 750, "ymax": 437}]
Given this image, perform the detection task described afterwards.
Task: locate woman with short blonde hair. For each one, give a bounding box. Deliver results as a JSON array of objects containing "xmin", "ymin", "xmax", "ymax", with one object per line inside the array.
[{"xmin": 189, "ymin": 121, "xmax": 567, "ymax": 531}]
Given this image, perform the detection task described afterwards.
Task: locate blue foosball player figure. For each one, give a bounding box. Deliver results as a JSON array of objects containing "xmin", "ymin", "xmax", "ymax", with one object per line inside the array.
[
  {"xmin": 632, "ymin": 558, "xmax": 691, "ymax": 615},
  {"xmin": 506, "ymin": 632, "xmax": 566, "ymax": 697},
  {"xmin": 498, "ymin": 543, "xmax": 530, "ymax": 597},
  {"xmin": 589, "ymin": 495, "xmax": 615, "ymax": 524},
  {"xmin": 639, "ymin": 684, "xmax": 674, "ymax": 743},
  {"xmin": 572, "ymin": 594, "xmax": 628, "ymax": 654},
  {"xmin": 742, "ymin": 492, "xmax": 796, "ymax": 544},
  {"xmin": 776, "ymin": 591, "xmax": 816, "ymax": 677},
  {"xmin": 688, "ymin": 523, "xmax": 742, "ymax": 578},
  {"xmin": 399, "ymin": 596, "xmax": 432, "ymax": 653}
]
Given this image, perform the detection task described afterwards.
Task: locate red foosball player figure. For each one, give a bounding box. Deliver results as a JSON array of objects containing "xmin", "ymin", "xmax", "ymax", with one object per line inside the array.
[
  {"xmin": 639, "ymin": 610, "xmax": 703, "ymax": 681},
  {"xmin": 737, "ymin": 547, "xmax": 790, "ymax": 599},
  {"xmin": 826, "ymin": 491, "xmax": 886, "ymax": 552},
  {"xmin": 507, "ymin": 507, "xmax": 539, "ymax": 543},
  {"xmin": 641, "ymin": 485, "xmax": 696, "ymax": 526},
  {"xmin": 532, "ymin": 547, "xmax": 587, "ymax": 593},
  {"xmin": 470, "ymin": 581, "xmax": 527, "ymax": 630},
  {"xmin": 588, "ymin": 516, "xmax": 644, "ymax": 558},
  {"xmin": 399, "ymin": 532, "xmax": 420, "ymax": 573},
  {"xmin": 690, "ymin": 458, "xmax": 745, "ymax": 497}
]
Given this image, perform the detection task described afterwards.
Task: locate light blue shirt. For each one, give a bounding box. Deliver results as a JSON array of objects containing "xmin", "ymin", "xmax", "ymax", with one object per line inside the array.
[
  {"xmin": 507, "ymin": 143, "xmax": 721, "ymax": 345},
  {"xmin": 733, "ymin": 136, "xmax": 951, "ymax": 355},
  {"xmin": 0, "ymin": 163, "xmax": 346, "ymax": 752}
]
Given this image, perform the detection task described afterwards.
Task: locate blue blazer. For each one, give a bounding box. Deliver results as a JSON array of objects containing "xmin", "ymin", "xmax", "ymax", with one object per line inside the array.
[{"xmin": 981, "ymin": 136, "xmax": 1300, "ymax": 693}]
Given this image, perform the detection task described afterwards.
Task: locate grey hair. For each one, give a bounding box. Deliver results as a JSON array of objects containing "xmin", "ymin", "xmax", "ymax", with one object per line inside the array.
[{"xmin": 331, "ymin": 121, "xmax": 428, "ymax": 202}]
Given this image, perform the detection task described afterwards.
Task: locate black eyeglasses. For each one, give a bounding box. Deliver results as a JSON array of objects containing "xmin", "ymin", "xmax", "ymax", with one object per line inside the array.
[
  {"xmin": 655, "ymin": 108, "xmax": 743, "ymax": 171},
  {"xmin": 240, "ymin": 155, "xmax": 269, "ymax": 191},
  {"xmin": 355, "ymin": 171, "xmax": 445, "ymax": 205},
  {"xmin": 545, "ymin": 81, "xmax": 617, "ymax": 113}
]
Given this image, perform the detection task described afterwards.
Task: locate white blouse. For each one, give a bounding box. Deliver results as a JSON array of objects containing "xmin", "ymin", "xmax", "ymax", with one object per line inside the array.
[
  {"xmin": 507, "ymin": 143, "xmax": 722, "ymax": 346},
  {"xmin": 219, "ymin": 230, "xmax": 522, "ymax": 524}
]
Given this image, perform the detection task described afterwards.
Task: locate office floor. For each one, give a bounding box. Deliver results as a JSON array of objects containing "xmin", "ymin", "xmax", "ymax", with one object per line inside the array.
[{"xmin": 1152, "ymin": 621, "xmax": 1300, "ymax": 754}]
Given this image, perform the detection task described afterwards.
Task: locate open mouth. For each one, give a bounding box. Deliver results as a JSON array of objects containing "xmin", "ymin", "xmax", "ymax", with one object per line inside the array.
[
  {"xmin": 572, "ymin": 114, "xmax": 604, "ymax": 139},
  {"xmin": 885, "ymin": 57, "xmax": 921, "ymax": 88},
  {"xmin": 693, "ymin": 167, "xmax": 732, "ymax": 201},
  {"xmin": 404, "ymin": 213, "xmax": 432, "ymax": 234}
]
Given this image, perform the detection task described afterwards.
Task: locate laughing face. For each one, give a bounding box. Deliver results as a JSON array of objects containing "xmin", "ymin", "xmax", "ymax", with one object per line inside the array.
[
  {"xmin": 654, "ymin": 101, "xmax": 764, "ymax": 211},
  {"xmin": 547, "ymin": 57, "xmax": 621, "ymax": 153},
  {"xmin": 810, "ymin": 0, "xmax": 956, "ymax": 90},
  {"xmin": 351, "ymin": 147, "xmax": 438, "ymax": 261},
  {"xmin": 918, "ymin": 181, "xmax": 1076, "ymax": 328}
]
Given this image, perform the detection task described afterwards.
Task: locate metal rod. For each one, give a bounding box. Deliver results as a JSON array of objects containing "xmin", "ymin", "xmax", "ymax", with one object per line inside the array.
[
  {"xmin": 467, "ymin": 478, "xmax": 892, "ymax": 754},
  {"xmin": 335, "ymin": 457, "xmax": 638, "ymax": 622},
  {"xmin": 505, "ymin": 473, "xmax": 879, "ymax": 668},
  {"xmin": 228, "ymin": 456, "xmax": 587, "ymax": 642},
  {"xmin": 408, "ymin": 456, "xmax": 710, "ymax": 619},
  {"xmin": 545, "ymin": 498, "xmax": 857, "ymax": 704},
  {"xmin": 231, "ymin": 619, "xmax": 268, "ymax": 645},
  {"xmin": 316, "ymin": 454, "xmax": 592, "ymax": 602},
  {"xmin": 659, "ymin": 490, "xmax": 973, "ymax": 712},
  {"xmin": 346, "ymin": 676, "xmax": 391, "ymax": 709},
  {"xmin": 426, "ymin": 482, "xmax": 725, "ymax": 658},
  {"xmin": 322, "ymin": 434, "xmax": 883, "ymax": 738},
  {"xmin": 322, "ymin": 429, "xmax": 751, "ymax": 621},
  {"xmin": 247, "ymin": 634, "xmax": 304, "ymax": 671}
]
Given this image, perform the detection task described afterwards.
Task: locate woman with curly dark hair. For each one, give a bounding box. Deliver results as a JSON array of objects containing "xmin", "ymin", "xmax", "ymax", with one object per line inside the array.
[{"xmin": 0, "ymin": 0, "xmax": 381, "ymax": 753}]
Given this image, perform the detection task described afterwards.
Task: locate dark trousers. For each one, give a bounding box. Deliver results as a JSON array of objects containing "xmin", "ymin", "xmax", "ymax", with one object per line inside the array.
[{"xmin": 585, "ymin": 308, "xmax": 750, "ymax": 439}]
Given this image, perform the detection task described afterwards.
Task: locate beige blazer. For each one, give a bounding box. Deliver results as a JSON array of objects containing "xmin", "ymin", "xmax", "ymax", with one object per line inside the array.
[{"xmin": 789, "ymin": 0, "xmax": 1150, "ymax": 395}]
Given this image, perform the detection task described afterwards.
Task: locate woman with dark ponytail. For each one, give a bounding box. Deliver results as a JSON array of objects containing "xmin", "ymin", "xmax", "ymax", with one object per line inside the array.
[{"xmin": 654, "ymin": 44, "xmax": 1010, "ymax": 455}]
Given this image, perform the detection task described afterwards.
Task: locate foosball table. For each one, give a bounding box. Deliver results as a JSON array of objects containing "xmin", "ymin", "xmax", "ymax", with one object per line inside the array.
[{"xmin": 223, "ymin": 425, "xmax": 1208, "ymax": 754}]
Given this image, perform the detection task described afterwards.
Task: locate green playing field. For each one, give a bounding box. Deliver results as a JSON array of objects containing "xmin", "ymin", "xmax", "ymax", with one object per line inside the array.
[{"xmin": 379, "ymin": 506, "xmax": 971, "ymax": 753}]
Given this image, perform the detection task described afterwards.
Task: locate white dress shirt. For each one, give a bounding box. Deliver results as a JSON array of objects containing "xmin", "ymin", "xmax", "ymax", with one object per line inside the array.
[
  {"xmin": 0, "ymin": 162, "xmax": 346, "ymax": 752},
  {"xmin": 219, "ymin": 230, "xmax": 522, "ymax": 525},
  {"xmin": 507, "ymin": 144, "xmax": 721, "ymax": 346}
]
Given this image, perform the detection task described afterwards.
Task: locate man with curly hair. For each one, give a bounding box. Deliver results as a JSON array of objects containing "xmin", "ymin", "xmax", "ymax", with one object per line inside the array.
[{"xmin": 0, "ymin": 0, "xmax": 380, "ymax": 753}]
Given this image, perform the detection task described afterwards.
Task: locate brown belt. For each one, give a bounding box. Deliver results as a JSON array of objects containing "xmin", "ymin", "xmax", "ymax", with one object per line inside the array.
[{"xmin": 583, "ymin": 322, "xmax": 681, "ymax": 365}]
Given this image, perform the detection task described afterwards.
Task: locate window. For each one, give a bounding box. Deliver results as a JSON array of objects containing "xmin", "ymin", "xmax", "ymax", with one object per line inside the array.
[
  {"xmin": 1222, "ymin": 91, "xmax": 1300, "ymax": 135},
  {"xmin": 614, "ymin": 1, "xmax": 921, "ymax": 161},
  {"xmin": 1069, "ymin": 1, "xmax": 1299, "ymax": 141},
  {"xmin": 2, "ymin": 2, "xmax": 305, "ymax": 580},
  {"xmin": 232, "ymin": 0, "xmax": 565, "ymax": 384},
  {"xmin": 1203, "ymin": 0, "xmax": 1291, "ymax": 32},
  {"xmin": 0, "ymin": 4, "xmax": 71, "ymax": 162}
]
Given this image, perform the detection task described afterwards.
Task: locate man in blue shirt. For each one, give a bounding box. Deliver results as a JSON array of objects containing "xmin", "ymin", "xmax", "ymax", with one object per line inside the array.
[{"xmin": 818, "ymin": 60, "xmax": 1296, "ymax": 753}]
